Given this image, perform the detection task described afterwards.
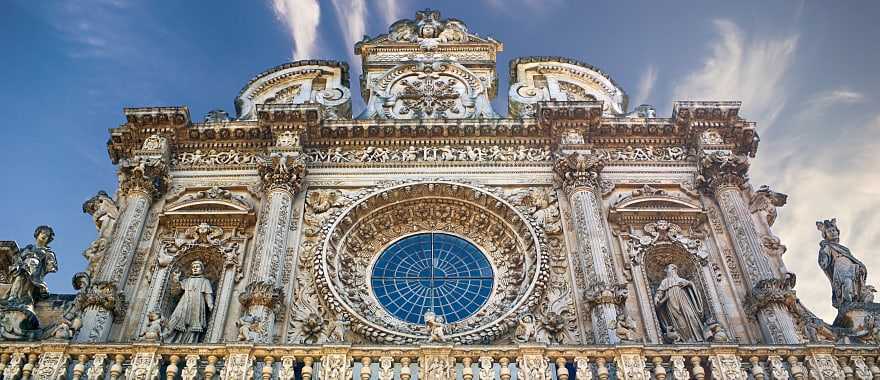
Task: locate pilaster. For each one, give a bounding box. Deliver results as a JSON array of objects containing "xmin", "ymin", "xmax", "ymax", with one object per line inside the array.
[
  {"xmin": 554, "ymin": 152, "xmax": 624, "ymax": 343},
  {"xmin": 242, "ymin": 133, "xmax": 305, "ymax": 343},
  {"xmin": 78, "ymin": 134, "xmax": 169, "ymax": 342},
  {"xmin": 698, "ymin": 151, "xmax": 800, "ymax": 344}
]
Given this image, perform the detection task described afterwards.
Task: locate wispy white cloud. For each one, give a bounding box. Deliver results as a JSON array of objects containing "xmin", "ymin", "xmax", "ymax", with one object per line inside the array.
[
  {"xmin": 330, "ymin": 0, "xmax": 367, "ymax": 58},
  {"xmin": 271, "ymin": 0, "xmax": 321, "ymax": 60},
  {"xmin": 806, "ymin": 89, "xmax": 865, "ymax": 108},
  {"xmin": 633, "ymin": 65, "xmax": 657, "ymax": 107},
  {"xmin": 374, "ymin": 0, "xmax": 401, "ymax": 28},
  {"xmin": 764, "ymin": 110, "xmax": 880, "ymax": 321},
  {"xmin": 673, "ymin": 19, "xmax": 798, "ymax": 129}
]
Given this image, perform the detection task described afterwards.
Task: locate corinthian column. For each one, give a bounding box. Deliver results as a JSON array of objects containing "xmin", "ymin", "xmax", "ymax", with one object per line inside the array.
[
  {"xmin": 243, "ymin": 146, "xmax": 304, "ymax": 342},
  {"xmin": 554, "ymin": 152, "xmax": 625, "ymax": 343},
  {"xmin": 698, "ymin": 151, "xmax": 800, "ymax": 344},
  {"xmin": 77, "ymin": 135, "xmax": 169, "ymax": 342}
]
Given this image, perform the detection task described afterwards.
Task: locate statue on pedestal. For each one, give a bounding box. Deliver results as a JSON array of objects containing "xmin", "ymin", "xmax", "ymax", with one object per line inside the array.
[
  {"xmin": 165, "ymin": 260, "xmax": 214, "ymax": 344},
  {"xmin": 0, "ymin": 226, "xmax": 58, "ymax": 340},
  {"xmin": 816, "ymin": 219, "xmax": 870, "ymax": 308},
  {"xmin": 424, "ymin": 311, "xmax": 446, "ymax": 342},
  {"xmin": 654, "ymin": 264, "xmax": 706, "ymax": 343}
]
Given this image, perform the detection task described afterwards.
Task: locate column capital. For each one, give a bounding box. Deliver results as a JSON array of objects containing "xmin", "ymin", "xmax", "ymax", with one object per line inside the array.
[
  {"xmin": 117, "ymin": 156, "xmax": 169, "ymax": 198},
  {"xmin": 584, "ymin": 281, "xmax": 628, "ymax": 309},
  {"xmin": 238, "ymin": 280, "xmax": 284, "ymax": 312},
  {"xmin": 697, "ymin": 151, "xmax": 750, "ymax": 193},
  {"xmin": 79, "ymin": 281, "xmax": 127, "ymax": 321},
  {"xmin": 553, "ymin": 152, "xmax": 606, "ymax": 192},
  {"xmin": 258, "ymin": 152, "xmax": 305, "ymax": 193},
  {"xmin": 745, "ymin": 277, "xmax": 798, "ymax": 317}
]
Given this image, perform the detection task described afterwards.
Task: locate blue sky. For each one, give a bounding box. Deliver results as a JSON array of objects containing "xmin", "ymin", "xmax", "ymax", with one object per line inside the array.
[{"xmin": 2, "ymin": 1, "xmax": 879, "ymax": 322}]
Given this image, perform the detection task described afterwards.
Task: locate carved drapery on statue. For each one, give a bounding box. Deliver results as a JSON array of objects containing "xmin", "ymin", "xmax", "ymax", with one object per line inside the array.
[
  {"xmin": 0, "ymin": 226, "xmax": 58, "ymax": 341},
  {"xmin": 165, "ymin": 260, "xmax": 214, "ymax": 344},
  {"xmin": 816, "ymin": 219, "xmax": 870, "ymax": 308},
  {"xmin": 654, "ymin": 264, "xmax": 706, "ymax": 343}
]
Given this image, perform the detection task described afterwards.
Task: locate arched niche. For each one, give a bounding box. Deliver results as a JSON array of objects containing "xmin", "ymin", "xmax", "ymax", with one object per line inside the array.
[
  {"xmin": 138, "ymin": 223, "xmax": 245, "ymax": 343},
  {"xmin": 642, "ymin": 244, "xmax": 713, "ymax": 343}
]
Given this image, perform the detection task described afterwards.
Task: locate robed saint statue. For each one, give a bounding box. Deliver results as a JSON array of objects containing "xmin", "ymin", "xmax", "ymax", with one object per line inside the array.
[
  {"xmin": 166, "ymin": 260, "xmax": 214, "ymax": 343},
  {"xmin": 654, "ymin": 263, "xmax": 706, "ymax": 342}
]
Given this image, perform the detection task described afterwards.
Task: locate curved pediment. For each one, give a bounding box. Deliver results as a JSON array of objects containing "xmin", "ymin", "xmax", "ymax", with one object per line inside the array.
[
  {"xmin": 235, "ymin": 60, "xmax": 351, "ymax": 120},
  {"xmin": 509, "ymin": 56, "xmax": 628, "ymax": 118},
  {"xmin": 609, "ymin": 185, "xmax": 704, "ymax": 226},
  {"xmin": 161, "ymin": 186, "xmax": 256, "ymax": 228}
]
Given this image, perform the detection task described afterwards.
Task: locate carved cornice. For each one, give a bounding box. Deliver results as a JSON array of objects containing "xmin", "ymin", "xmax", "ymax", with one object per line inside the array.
[
  {"xmin": 553, "ymin": 152, "xmax": 606, "ymax": 192},
  {"xmin": 257, "ymin": 154, "xmax": 305, "ymax": 193},
  {"xmin": 107, "ymin": 107, "xmax": 190, "ymax": 164},
  {"xmin": 239, "ymin": 280, "xmax": 284, "ymax": 312},
  {"xmin": 697, "ymin": 151, "xmax": 750, "ymax": 193}
]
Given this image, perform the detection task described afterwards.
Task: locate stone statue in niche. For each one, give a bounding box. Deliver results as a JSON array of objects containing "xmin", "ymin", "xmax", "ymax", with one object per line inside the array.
[
  {"xmin": 166, "ymin": 260, "xmax": 214, "ymax": 343},
  {"xmin": 816, "ymin": 219, "xmax": 870, "ymax": 308},
  {"xmin": 425, "ymin": 311, "xmax": 446, "ymax": 342},
  {"xmin": 654, "ymin": 264, "xmax": 706, "ymax": 343}
]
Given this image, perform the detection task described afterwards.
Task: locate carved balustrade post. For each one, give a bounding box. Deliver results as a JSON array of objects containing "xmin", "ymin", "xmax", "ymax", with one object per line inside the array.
[
  {"xmin": 242, "ymin": 144, "xmax": 305, "ymax": 343},
  {"xmin": 516, "ymin": 347, "xmax": 550, "ymax": 380},
  {"xmin": 698, "ymin": 151, "xmax": 800, "ymax": 344},
  {"xmin": 554, "ymin": 152, "xmax": 624, "ymax": 343},
  {"xmin": 78, "ymin": 135, "xmax": 170, "ymax": 342},
  {"xmin": 616, "ymin": 351, "xmax": 649, "ymax": 380}
]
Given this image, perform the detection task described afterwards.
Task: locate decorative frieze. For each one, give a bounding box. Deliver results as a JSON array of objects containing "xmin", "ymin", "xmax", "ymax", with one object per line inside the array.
[{"xmin": 303, "ymin": 145, "xmax": 552, "ymax": 164}]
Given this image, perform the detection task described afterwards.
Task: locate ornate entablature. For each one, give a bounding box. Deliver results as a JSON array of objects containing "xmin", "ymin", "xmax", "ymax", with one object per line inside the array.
[{"xmin": 3, "ymin": 9, "xmax": 877, "ymax": 377}]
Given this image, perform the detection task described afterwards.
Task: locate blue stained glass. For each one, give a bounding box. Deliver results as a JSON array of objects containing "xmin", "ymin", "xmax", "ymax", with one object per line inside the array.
[{"xmin": 371, "ymin": 232, "xmax": 494, "ymax": 324}]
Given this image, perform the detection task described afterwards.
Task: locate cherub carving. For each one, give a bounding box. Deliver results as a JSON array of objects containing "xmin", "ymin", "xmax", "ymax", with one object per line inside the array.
[
  {"xmin": 425, "ymin": 311, "xmax": 446, "ymax": 342},
  {"xmin": 236, "ymin": 313, "xmax": 263, "ymax": 342},
  {"xmin": 515, "ymin": 314, "xmax": 538, "ymax": 343},
  {"xmin": 140, "ymin": 311, "xmax": 164, "ymax": 343}
]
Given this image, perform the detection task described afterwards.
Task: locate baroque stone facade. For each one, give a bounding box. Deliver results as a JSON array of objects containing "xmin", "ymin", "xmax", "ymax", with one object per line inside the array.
[{"xmin": 0, "ymin": 9, "xmax": 877, "ymax": 379}]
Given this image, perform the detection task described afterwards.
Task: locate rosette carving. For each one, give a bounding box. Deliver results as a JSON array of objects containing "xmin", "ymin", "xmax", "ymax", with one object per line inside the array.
[{"xmin": 313, "ymin": 180, "xmax": 551, "ymax": 344}]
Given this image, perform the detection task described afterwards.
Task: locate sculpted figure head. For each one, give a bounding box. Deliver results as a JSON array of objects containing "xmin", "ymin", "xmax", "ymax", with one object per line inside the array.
[
  {"xmin": 665, "ymin": 263, "xmax": 679, "ymax": 277},
  {"xmin": 34, "ymin": 225, "xmax": 55, "ymax": 246},
  {"xmin": 816, "ymin": 218, "xmax": 840, "ymax": 241},
  {"xmin": 190, "ymin": 260, "xmax": 205, "ymax": 276}
]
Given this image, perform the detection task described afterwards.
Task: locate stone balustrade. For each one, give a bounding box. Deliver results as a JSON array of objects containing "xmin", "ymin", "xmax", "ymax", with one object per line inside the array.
[{"xmin": 1, "ymin": 343, "xmax": 878, "ymax": 380}]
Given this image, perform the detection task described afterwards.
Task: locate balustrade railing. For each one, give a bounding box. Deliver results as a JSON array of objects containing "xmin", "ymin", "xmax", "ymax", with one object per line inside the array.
[{"xmin": 0, "ymin": 343, "xmax": 877, "ymax": 380}]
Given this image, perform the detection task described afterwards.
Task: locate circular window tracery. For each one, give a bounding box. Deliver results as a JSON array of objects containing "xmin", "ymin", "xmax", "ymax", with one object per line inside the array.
[{"xmin": 371, "ymin": 232, "xmax": 493, "ymax": 324}]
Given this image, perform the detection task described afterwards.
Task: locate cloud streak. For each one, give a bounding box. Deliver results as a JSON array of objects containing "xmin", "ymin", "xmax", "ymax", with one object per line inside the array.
[
  {"xmin": 633, "ymin": 65, "xmax": 657, "ymax": 107},
  {"xmin": 673, "ymin": 19, "xmax": 798, "ymax": 129},
  {"xmin": 271, "ymin": 0, "xmax": 321, "ymax": 60}
]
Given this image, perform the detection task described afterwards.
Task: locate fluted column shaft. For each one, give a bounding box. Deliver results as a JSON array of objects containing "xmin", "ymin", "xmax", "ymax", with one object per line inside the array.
[
  {"xmin": 701, "ymin": 152, "xmax": 800, "ymax": 344},
  {"xmin": 555, "ymin": 153, "xmax": 622, "ymax": 344}
]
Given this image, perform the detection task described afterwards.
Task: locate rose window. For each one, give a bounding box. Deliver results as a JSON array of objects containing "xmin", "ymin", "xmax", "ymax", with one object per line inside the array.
[{"xmin": 371, "ymin": 232, "xmax": 494, "ymax": 324}]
